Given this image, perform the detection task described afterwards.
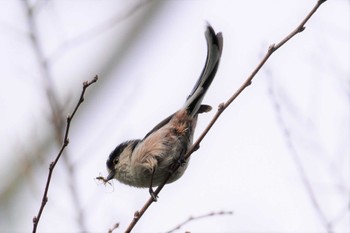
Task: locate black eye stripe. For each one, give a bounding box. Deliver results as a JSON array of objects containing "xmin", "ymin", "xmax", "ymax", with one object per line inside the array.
[
  {"xmin": 106, "ymin": 140, "xmax": 141, "ymax": 169},
  {"xmin": 106, "ymin": 142, "xmax": 129, "ymax": 169}
]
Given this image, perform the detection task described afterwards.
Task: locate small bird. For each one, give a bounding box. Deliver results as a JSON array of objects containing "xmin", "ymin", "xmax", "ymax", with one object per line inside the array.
[{"xmin": 105, "ymin": 24, "xmax": 223, "ymax": 200}]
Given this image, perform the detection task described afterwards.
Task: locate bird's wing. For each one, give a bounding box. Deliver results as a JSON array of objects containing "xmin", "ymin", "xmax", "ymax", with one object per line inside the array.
[{"xmin": 142, "ymin": 113, "xmax": 175, "ymax": 140}]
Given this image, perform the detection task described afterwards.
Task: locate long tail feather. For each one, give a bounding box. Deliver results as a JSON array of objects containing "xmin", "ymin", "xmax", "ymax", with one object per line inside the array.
[{"xmin": 185, "ymin": 24, "xmax": 223, "ymax": 116}]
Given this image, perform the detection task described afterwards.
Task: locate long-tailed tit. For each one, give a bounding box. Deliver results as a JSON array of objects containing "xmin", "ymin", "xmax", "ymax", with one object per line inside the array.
[{"xmin": 104, "ymin": 24, "xmax": 223, "ymax": 200}]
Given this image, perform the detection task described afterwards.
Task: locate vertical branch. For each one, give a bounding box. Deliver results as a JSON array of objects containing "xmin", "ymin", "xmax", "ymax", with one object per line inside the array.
[
  {"xmin": 22, "ymin": 0, "xmax": 87, "ymax": 231},
  {"xmin": 32, "ymin": 76, "xmax": 98, "ymax": 233}
]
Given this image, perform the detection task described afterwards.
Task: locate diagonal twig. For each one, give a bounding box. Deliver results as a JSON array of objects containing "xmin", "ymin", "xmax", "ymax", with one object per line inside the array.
[
  {"xmin": 123, "ymin": 1, "xmax": 327, "ymax": 232},
  {"xmin": 165, "ymin": 211, "xmax": 233, "ymax": 233},
  {"xmin": 23, "ymin": 1, "xmax": 92, "ymax": 231},
  {"xmin": 32, "ymin": 75, "xmax": 98, "ymax": 233}
]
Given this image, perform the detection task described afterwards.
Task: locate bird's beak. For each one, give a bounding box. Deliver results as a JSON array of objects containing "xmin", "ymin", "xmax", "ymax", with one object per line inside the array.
[{"xmin": 106, "ymin": 170, "xmax": 115, "ymax": 181}]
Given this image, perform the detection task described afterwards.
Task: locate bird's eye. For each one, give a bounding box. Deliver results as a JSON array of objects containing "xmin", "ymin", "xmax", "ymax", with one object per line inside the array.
[{"xmin": 113, "ymin": 159, "xmax": 119, "ymax": 165}]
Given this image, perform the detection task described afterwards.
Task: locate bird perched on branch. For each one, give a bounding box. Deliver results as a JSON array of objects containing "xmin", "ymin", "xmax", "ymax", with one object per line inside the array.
[{"xmin": 104, "ymin": 24, "xmax": 223, "ymax": 200}]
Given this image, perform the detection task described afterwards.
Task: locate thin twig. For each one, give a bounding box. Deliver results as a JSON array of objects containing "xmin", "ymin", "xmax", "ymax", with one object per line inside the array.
[
  {"xmin": 32, "ymin": 75, "xmax": 98, "ymax": 233},
  {"xmin": 123, "ymin": 1, "xmax": 327, "ymax": 232},
  {"xmin": 108, "ymin": 223, "xmax": 120, "ymax": 233},
  {"xmin": 165, "ymin": 211, "xmax": 233, "ymax": 233},
  {"xmin": 23, "ymin": 1, "xmax": 91, "ymax": 231}
]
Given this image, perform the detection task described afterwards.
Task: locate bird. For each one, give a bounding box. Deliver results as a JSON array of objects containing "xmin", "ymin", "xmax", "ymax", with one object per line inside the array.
[{"xmin": 104, "ymin": 24, "xmax": 223, "ymax": 201}]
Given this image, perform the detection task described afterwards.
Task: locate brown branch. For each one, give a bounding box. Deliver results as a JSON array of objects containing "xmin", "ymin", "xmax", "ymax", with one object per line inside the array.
[
  {"xmin": 23, "ymin": 1, "xmax": 94, "ymax": 231},
  {"xmin": 32, "ymin": 75, "xmax": 98, "ymax": 233},
  {"xmin": 108, "ymin": 223, "xmax": 120, "ymax": 233},
  {"xmin": 124, "ymin": 1, "xmax": 327, "ymax": 232},
  {"xmin": 165, "ymin": 211, "xmax": 233, "ymax": 233}
]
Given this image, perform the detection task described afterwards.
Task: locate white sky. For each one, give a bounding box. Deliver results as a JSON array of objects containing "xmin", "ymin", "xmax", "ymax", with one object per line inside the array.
[{"xmin": 0, "ymin": 0, "xmax": 349, "ymax": 232}]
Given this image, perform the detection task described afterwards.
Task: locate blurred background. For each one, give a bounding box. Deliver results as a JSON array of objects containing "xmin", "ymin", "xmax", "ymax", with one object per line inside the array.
[{"xmin": 0, "ymin": 0, "xmax": 349, "ymax": 232}]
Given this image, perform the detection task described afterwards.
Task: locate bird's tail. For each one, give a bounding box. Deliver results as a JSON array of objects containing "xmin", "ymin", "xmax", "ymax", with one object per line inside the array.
[{"xmin": 184, "ymin": 24, "xmax": 223, "ymax": 117}]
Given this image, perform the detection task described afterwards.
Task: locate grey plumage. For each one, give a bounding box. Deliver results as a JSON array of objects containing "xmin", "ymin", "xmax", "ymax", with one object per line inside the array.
[{"xmin": 105, "ymin": 24, "xmax": 223, "ymax": 195}]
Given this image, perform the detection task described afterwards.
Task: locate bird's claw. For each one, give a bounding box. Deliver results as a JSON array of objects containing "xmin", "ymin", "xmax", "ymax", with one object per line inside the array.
[{"xmin": 149, "ymin": 187, "xmax": 158, "ymax": 202}]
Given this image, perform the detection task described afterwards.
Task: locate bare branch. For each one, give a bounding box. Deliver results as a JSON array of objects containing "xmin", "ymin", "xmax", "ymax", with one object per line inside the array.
[
  {"xmin": 32, "ymin": 75, "xmax": 98, "ymax": 233},
  {"xmin": 23, "ymin": 1, "xmax": 100, "ymax": 231},
  {"xmin": 123, "ymin": 1, "xmax": 327, "ymax": 232},
  {"xmin": 108, "ymin": 223, "xmax": 120, "ymax": 233},
  {"xmin": 165, "ymin": 211, "xmax": 233, "ymax": 233}
]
